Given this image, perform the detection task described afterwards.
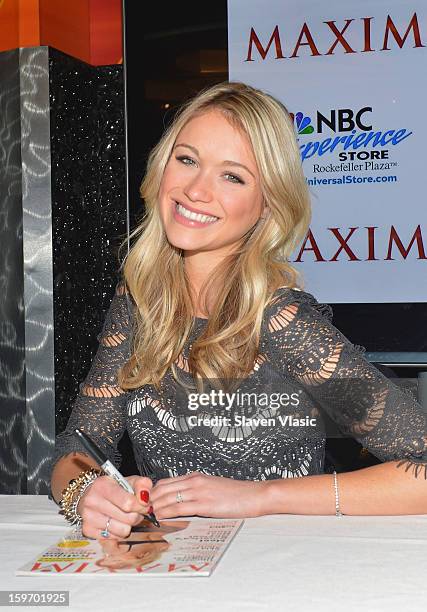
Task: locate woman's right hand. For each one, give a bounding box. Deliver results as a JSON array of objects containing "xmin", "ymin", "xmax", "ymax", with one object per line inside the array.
[{"xmin": 77, "ymin": 475, "xmax": 153, "ymax": 540}]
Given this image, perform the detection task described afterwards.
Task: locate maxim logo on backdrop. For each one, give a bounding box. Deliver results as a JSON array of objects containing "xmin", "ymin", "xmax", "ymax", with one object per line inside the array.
[
  {"xmin": 245, "ymin": 13, "xmax": 424, "ymax": 61},
  {"xmin": 293, "ymin": 225, "xmax": 426, "ymax": 262}
]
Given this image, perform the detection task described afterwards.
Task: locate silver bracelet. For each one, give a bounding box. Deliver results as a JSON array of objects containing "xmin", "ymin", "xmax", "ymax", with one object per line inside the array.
[{"xmin": 332, "ymin": 470, "xmax": 343, "ymax": 517}]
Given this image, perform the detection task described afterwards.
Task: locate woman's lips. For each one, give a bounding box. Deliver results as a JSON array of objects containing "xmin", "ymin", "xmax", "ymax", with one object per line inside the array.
[{"xmin": 172, "ymin": 201, "xmax": 219, "ymax": 228}]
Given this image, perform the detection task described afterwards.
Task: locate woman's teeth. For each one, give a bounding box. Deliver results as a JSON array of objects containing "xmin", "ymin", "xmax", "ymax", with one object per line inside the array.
[{"xmin": 175, "ymin": 202, "xmax": 218, "ymax": 224}]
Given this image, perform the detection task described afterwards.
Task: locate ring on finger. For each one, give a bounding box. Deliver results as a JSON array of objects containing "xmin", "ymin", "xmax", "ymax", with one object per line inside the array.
[
  {"xmin": 100, "ymin": 516, "xmax": 111, "ymax": 538},
  {"xmin": 176, "ymin": 491, "xmax": 184, "ymax": 503}
]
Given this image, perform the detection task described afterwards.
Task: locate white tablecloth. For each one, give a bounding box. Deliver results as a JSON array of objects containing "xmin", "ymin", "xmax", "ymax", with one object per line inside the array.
[{"xmin": 1, "ymin": 495, "xmax": 426, "ymax": 612}]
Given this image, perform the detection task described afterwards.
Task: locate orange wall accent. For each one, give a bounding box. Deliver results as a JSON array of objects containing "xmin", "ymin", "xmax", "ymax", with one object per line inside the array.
[
  {"xmin": 0, "ymin": 0, "xmax": 122, "ymax": 65},
  {"xmin": 0, "ymin": 0, "xmax": 20, "ymax": 51},
  {"xmin": 89, "ymin": 0, "xmax": 123, "ymax": 65},
  {"xmin": 19, "ymin": 0, "xmax": 40, "ymax": 47},
  {"xmin": 39, "ymin": 0, "xmax": 91, "ymax": 63}
]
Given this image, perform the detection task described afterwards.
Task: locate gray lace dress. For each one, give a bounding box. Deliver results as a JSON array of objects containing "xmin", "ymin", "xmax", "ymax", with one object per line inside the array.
[{"xmin": 51, "ymin": 282, "xmax": 427, "ymax": 483}]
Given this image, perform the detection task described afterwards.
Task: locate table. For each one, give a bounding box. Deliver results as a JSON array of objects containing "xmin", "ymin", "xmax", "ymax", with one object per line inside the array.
[{"xmin": 1, "ymin": 495, "xmax": 426, "ymax": 612}]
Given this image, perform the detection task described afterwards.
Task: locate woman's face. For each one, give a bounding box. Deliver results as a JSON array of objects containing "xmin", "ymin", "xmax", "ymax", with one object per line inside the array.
[
  {"xmin": 96, "ymin": 521, "xmax": 189, "ymax": 569},
  {"xmin": 97, "ymin": 535, "xmax": 169, "ymax": 570},
  {"xmin": 158, "ymin": 109, "xmax": 265, "ymax": 260}
]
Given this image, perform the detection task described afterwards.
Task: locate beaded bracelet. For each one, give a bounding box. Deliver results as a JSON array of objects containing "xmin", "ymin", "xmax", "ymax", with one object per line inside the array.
[
  {"xmin": 59, "ymin": 468, "xmax": 102, "ymax": 527},
  {"xmin": 332, "ymin": 470, "xmax": 343, "ymax": 517}
]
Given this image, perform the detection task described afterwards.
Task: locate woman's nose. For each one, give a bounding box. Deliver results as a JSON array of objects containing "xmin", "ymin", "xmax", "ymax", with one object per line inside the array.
[{"xmin": 183, "ymin": 172, "xmax": 212, "ymax": 203}]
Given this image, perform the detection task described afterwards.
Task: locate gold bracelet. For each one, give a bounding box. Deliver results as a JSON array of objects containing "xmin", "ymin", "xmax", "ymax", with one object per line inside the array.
[{"xmin": 59, "ymin": 468, "xmax": 102, "ymax": 527}]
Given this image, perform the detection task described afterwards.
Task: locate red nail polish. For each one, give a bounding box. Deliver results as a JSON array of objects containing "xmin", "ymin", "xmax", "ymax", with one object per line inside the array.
[
  {"xmin": 140, "ymin": 490, "xmax": 149, "ymax": 503},
  {"xmin": 148, "ymin": 505, "xmax": 154, "ymax": 514}
]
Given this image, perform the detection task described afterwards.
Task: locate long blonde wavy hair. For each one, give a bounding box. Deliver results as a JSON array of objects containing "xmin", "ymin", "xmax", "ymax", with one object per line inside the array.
[{"xmin": 118, "ymin": 81, "xmax": 311, "ymax": 393}]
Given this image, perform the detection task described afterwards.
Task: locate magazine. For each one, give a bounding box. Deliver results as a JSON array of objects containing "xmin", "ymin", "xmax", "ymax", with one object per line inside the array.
[{"xmin": 16, "ymin": 518, "xmax": 243, "ymax": 577}]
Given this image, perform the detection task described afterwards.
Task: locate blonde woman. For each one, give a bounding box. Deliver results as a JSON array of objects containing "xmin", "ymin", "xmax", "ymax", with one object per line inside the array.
[{"xmin": 50, "ymin": 82, "xmax": 427, "ymax": 540}]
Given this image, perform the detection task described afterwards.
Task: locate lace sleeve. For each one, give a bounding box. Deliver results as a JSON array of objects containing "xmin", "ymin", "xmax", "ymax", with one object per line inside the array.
[
  {"xmin": 50, "ymin": 281, "xmax": 133, "ymax": 475},
  {"xmin": 264, "ymin": 288, "xmax": 427, "ymax": 479}
]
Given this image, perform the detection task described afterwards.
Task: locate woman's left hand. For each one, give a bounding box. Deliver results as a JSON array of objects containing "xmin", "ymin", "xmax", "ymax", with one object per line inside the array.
[{"xmin": 150, "ymin": 472, "xmax": 270, "ymax": 519}]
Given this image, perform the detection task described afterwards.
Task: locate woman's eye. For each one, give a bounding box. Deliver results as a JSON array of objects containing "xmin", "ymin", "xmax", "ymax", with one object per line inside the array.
[
  {"xmin": 176, "ymin": 155, "xmax": 195, "ymax": 166},
  {"xmin": 224, "ymin": 173, "xmax": 244, "ymax": 185},
  {"xmin": 175, "ymin": 157, "xmax": 244, "ymax": 184}
]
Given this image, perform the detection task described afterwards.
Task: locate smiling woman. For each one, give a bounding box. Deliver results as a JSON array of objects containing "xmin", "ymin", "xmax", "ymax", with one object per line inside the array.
[
  {"xmin": 50, "ymin": 82, "xmax": 427, "ymax": 539},
  {"xmin": 119, "ymin": 81, "xmax": 309, "ymax": 388},
  {"xmin": 158, "ymin": 110, "xmax": 267, "ymax": 295}
]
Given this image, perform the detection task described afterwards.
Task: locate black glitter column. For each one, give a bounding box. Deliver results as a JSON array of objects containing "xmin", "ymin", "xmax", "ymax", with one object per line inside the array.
[{"xmin": 49, "ymin": 48, "xmax": 126, "ymax": 436}]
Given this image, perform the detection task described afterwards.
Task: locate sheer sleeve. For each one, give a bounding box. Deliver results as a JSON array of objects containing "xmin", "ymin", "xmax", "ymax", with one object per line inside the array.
[
  {"xmin": 264, "ymin": 288, "xmax": 427, "ymax": 478},
  {"xmin": 50, "ymin": 281, "xmax": 133, "ymax": 475}
]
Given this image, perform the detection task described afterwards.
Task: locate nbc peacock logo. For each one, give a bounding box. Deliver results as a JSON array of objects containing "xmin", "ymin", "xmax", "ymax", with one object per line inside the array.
[{"xmin": 291, "ymin": 112, "xmax": 315, "ymax": 135}]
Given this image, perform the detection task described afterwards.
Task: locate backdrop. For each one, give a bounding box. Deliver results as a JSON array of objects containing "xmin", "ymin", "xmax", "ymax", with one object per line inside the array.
[{"xmin": 228, "ymin": 0, "xmax": 426, "ymax": 303}]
